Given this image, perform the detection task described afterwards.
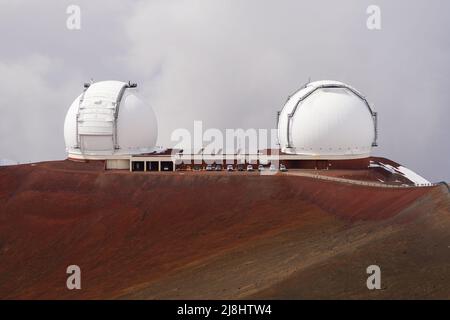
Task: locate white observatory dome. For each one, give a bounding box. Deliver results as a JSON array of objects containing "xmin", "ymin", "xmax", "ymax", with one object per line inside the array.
[
  {"xmin": 64, "ymin": 80, "xmax": 158, "ymax": 159},
  {"xmin": 277, "ymin": 80, "xmax": 377, "ymax": 159}
]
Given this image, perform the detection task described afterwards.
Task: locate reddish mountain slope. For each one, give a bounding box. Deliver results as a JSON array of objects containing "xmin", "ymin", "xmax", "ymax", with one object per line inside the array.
[{"xmin": 0, "ymin": 160, "xmax": 448, "ymax": 299}]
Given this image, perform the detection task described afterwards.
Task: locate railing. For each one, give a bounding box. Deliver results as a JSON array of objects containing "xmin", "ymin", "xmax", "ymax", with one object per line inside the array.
[{"xmin": 285, "ymin": 171, "xmax": 440, "ymax": 189}]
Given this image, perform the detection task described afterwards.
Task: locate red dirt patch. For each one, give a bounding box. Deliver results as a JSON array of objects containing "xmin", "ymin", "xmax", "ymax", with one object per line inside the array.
[{"xmin": 0, "ymin": 160, "xmax": 444, "ymax": 299}]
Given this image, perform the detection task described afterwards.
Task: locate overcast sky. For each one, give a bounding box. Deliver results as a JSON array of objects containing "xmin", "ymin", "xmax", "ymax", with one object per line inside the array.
[{"xmin": 0, "ymin": 0, "xmax": 448, "ymax": 181}]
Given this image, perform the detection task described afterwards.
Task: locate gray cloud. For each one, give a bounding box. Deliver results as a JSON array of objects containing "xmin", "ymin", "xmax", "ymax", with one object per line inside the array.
[{"xmin": 0, "ymin": 0, "xmax": 448, "ymax": 181}]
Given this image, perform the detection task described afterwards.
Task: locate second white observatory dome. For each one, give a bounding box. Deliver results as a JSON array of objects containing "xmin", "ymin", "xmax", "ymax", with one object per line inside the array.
[{"xmin": 278, "ymin": 80, "xmax": 378, "ymax": 159}]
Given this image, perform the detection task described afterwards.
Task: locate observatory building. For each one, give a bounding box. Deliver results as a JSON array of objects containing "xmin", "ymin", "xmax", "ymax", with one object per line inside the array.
[
  {"xmin": 64, "ymin": 79, "xmax": 378, "ymax": 171},
  {"xmin": 277, "ymin": 80, "xmax": 378, "ymax": 158},
  {"xmin": 276, "ymin": 80, "xmax": 378, "ymax": 169},
  {"xmin": 64, "ymin": 80, "xmax": 158, "ymax": 168}
]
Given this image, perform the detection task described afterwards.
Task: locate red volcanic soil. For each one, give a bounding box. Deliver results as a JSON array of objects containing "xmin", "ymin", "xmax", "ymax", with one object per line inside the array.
[{"xmin": 0, "ymin": 160, "xmax": 449, "ymax": 299}]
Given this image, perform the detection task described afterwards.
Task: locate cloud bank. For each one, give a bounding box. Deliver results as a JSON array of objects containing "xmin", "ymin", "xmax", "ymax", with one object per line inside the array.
[{"xmin": 0, "ymin": 0, "xmax": 448, "ymax": 181}]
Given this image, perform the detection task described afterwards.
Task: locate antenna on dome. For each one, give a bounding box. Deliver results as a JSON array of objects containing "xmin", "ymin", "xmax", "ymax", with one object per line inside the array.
[{"xmin": 84, "ymin": 78, "xmax": 94, "ymax": 89}]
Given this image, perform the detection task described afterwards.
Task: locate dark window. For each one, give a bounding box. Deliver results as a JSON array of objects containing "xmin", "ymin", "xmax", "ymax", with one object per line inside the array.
[
  {"xmin": 132, "ymin": 161, "xmax": 145, "ymax": 171},
  {"xmin": 160, "ymin": 161, "xmax": 174, "ymax": 171},
  {"xmin": 146, "ymin": 161, "xmax": 159, "ymax": 171}
]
